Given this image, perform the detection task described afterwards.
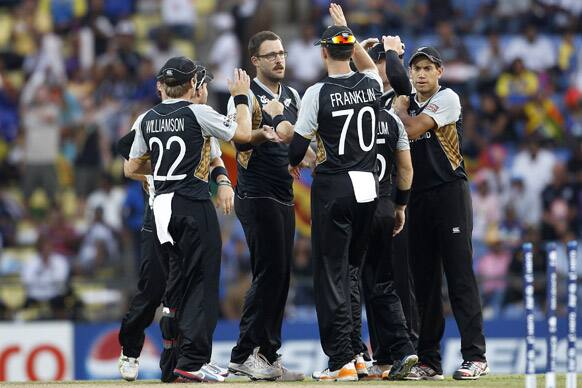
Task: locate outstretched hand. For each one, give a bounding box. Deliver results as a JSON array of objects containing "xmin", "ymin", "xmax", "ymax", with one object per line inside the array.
[{"xmin": 329, "ymin": 3, "xmax": 347, "ymax": 27}]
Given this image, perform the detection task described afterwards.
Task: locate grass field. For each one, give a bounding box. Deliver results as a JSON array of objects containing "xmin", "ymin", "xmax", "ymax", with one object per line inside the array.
[{"xmin": 1, "ymin": 375, "xmax": 578, "ymax": 388}]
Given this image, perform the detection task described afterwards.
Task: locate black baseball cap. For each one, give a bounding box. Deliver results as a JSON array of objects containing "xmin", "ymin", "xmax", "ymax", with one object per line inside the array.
[
  {"xmin": 157, "ymin": 56, "xmax": 197, "ymax": 86},
  {"xmin": 314, "ymin": 25, "xmax": 356, "ymax": 46},
  {"xmin": 408, "ymin": 46, "xmax": 443, "ymax": 67}
]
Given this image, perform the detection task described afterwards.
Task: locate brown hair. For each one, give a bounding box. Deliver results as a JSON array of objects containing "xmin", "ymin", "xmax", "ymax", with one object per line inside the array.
[
  {"xmin": 163, "ymin": 82, "xmax": 192, "ymax": 98},
  {"xmin": 325, "ymin": 45, "xmax": 354, "ymax": 61},
  {"xmin": 248, "ymin": 31, "xmax": 282, "ymax": 57}
]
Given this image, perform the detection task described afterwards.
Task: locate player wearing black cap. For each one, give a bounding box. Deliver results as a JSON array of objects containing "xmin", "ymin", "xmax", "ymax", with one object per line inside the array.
[
  {"xmin": 226, "ymin": 30, "xmax": 309, "ymax": 382},
  {"xmin": 392, "ymin": 47, "xmax": 488, "ymax": 380},
  {"xmin": 353, "ymin": 35, "xmax": 417, "ymax": 381},
  {"xmin": 262, "ymin": 4, "xmax": 382, "ymax": 381},
  {"xmin": 125, "ymin": 56, "xmax": 252, "ymax": 382},
  {"xmin": 116, "ymin": 68, "xmax": 232, "ymax": 382}
]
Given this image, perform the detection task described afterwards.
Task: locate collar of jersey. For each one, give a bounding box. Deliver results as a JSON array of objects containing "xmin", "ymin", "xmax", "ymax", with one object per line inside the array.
[
  {"xmin": 329, "ymin": 71, "xmax": 355, "ymax": 79},
  {"xmin": 162, "ymin": 98, "xmax": 192, "ymax": 104},
  {"xmin": 253, "ymin": 77, "xmax": 280, "ymax": 99},
  {"xmin": 413, "ymin": 86, "xmax": 441, "ymax": 107}
]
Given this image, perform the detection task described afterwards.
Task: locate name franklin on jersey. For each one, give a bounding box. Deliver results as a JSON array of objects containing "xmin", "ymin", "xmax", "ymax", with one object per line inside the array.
[
  {"xmin": 145, "ymin": 118, "xmax": 186, "ymax": 134},
  {"xmin": 330, "ymin": 88, "xmax": 377, "ymax": 108}
]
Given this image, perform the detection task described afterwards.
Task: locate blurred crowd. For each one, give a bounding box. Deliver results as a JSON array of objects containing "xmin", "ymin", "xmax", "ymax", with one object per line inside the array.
[{"xmin": 0, "ymin": 0, "xmax": 580, "ymax": 322}]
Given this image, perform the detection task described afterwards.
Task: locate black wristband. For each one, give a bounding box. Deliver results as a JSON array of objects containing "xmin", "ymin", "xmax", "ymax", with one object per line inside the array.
[
  {"xmin": 272, "ymin": 115, "xmax": 288, "ymax": 132},
  {"xmin": 233, "ymin": 94, "xmax": 248, "ymax": 106},
  {"xmin": 395, "ymin": 188, "xmax": 411, "ymax": 207},
  {"xmin": 211, "ymin": 166, "xmax": 229, "ymax": 184}
]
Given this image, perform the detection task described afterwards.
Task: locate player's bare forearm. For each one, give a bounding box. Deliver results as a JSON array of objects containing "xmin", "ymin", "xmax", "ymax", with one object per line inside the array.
[
  {"xmin": 352, "ymin": 41, "xmax": 378, "ymax": 74},
  {"xmin": 303, "ymin": 146, "xmax": 316, "ymax": 166},
  {"xmin": 395, "ymin": 149, "xmax": 413, "ymax": 190},
  {"xmin": 276, "ymin": 121, "xmax": 295, "ymax": 144},
  {"xmin": 250, "ymin": 128, "xmax": 269, "ymax": 145},
  {"xmin": 124, "ymin": 159, "xmax": 151, "ymax": 182},
  {"xmin": 232, "ymin": 105, "xmax": 252, "ymax": 143},
  {"xmin": 395, "ymin": 110, "xmax": 434, "ymax": 140}
]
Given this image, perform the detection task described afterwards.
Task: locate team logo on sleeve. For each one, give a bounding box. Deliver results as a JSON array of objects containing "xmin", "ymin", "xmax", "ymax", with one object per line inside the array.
[
  {"xmin": 224, "ymin": 114, "xmax": 235, "ymax": 127},
  {"xmin": 426, "ymin": 103, "xmax": 439, "ymax": 113}
]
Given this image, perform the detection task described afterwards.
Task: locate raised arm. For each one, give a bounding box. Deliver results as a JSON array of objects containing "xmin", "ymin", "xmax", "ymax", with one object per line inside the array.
[
  {"xmin": 228, "ymin": 69, "xmax": 252, "ymax": 143},
  {"xmin": 329, "ymin": 3, "xmax": 377, "ymax": 74}
]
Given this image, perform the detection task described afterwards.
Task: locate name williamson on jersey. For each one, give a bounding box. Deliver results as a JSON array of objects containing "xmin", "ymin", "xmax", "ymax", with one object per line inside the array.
[
  {"xmin": 330, "ymin": 88, "xmax": 377, "ymax": 108},
  {"xmin": 145, "ymin": 118, "xmax": 186, "ymax": 134}
]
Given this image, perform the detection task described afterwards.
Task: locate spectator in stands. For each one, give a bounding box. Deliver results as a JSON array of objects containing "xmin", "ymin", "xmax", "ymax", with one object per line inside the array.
[
  {"xmin": 476, "ymin": 31, "xmax": 505, "ymax": 91},
  {"xmin": 161, "ymin": 0, "xmax": 197, "ymax": 39},
  {"xmin": 21, "ymin": 234, "xmax": 71, "ymax": 319},
  {"xmin": 472, "ymin": 173, "xmax": 502, "ymax": 257},
  {"xmin": 478, "ymin": 94, "xmax": 514, "ymax": 143},
  {"xmin": 85, "ymin": 173, "xmax": 126, "ymax": 231},
  {"xmin": 541, "ymin": 163, "xmax": 578, "ymax": 240},
  {"xmin": 564, "ymin": 88, "xmax": 582, "ymax": 138},
  {"xmin": 78, "ymin": 206, "xmax": 119, "ymax": 274},
  {"xmin": 498, "ymin": 207, "xmax": 524, "ymax": 250},
  {"xmin": 494, "ymin": 0, "xmax": 532, "ymax": 33},
  {"xmin": 83, "ymin": 0, "xmax": 115, "ymax": 57},
  {"xmin": 505, "ymin": 23, "xmax": 556, "ymax": 73},
  {"xmin": 146, "ymin": 27, "xmax": 183, "ymax": 72},
  {"xmin": 479, "ymin": 144, "xmax": 512, "ymax": 206},
  {"xmin": 496, "ymin": 58, "xmax": 539, "ymax": 110},
  {"xmin": 105, "ymin": 19, "xmax": 141, "ymax": 74},
  {"xmin": 434, "ymin": 21, "xmax": 477, "ymax": 88},
  {"xmin": 39, "ymin": 207, "xmax": 79, "ymax": 259},
  {"xmin": 477, "ymin": 228, "xmax": 512, "ymax": 317},
  {"xmin": 523, "ymin": 91, "xmax": 565, "ymax": 139},
  {"xmin": 286, "ymin": 24, "xmax": 324, "ymax": 94},
  {"xmin": 512, "ymin": 134, "xmax": 557, "ymax": 226},
  {"xmin": 20, "ymin": 84, "xmax": 61, "ymax": 207},
  {"xmin": 209, "ymin": 12, "xmax": 241, "ymax": 114}
]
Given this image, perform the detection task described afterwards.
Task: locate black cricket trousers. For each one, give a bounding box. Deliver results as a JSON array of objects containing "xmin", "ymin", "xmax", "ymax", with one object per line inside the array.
[
  {"xmin": 230, "ymin": 194, "xmax": 295, "ymax": 364},
  {"xmin": 361, "ymin": 196, "xmax": 415, "ymax": 364},
  {"xmin": 157, "ymin": 195, "xmax": 222, "ymax": 372},
  {"xmin": 118, "ymin": 228, "xmax": 164, "ymax": 358},
  {"xmin": 311, "ymin": 174, "xmax": 377, "ymax": 371},
  {"xmin": 391, "ymin": 207, "xmax": 419, "ymax": 350},
  {"xmin": 409, "ymin": 179, "xmax": 486, "ymax": 374}
]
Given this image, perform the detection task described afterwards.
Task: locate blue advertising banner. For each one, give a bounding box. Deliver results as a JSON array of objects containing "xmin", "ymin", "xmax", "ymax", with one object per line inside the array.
[{"xmin": 72, "ymin": 319, "xmax": 582, "ymax": 380}]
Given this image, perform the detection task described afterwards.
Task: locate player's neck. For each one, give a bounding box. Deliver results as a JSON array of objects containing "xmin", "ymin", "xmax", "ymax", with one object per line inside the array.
[
  {"xmin": 416, "ymin": 84, "xmax": 440, "ymax": 103},
  {"xmin": 327, "ymin": 61, "xmax": 352, "ymax": 76},
  {"xmin": 256, "ymin": 74, "xmax": 280, "ymax": 95}
]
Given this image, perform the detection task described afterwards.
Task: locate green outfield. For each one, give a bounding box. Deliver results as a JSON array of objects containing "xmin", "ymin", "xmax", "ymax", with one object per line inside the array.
[{"xmin": 1, "ymin": 375, "xmax": 579, "ymax": 388}]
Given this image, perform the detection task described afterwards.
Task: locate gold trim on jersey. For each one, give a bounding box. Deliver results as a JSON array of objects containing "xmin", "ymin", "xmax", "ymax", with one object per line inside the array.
[
  {"xmin": 237, "ymin": 149, "xmax": 253, "ymax": 169},
  {"xmin": 237, "ymin": 93, "xmax": 262, "ymax": 170},
  {"xmin": 434, "ymin": 123, "xmax": 462, "ymax": 170},
  {"xmin": 251, "ymin": 94, "xmax": 262, "ymax": 130},
  {"xmin": 315, "ymin": 133, "xmax": 327, "ymax": 165},
  {"xmin": 194, "ymin": 137, "xmax": 211, "ymax": 181}
]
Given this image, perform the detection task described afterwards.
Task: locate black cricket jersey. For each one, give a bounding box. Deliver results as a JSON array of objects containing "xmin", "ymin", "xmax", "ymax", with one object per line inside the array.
[
  {"xmin": 129, "ymin": 98, "xmax": 235, "ymax": 200},
  {"xmin": 407, "ymin": 87, "xmax": 467, "ymax": 192},
  {"xmin": 376, "ymin": 107, "xmax": 409, "ymax": 198},
  {"xmin": 228, "ymin": 79, "xmax": 301, "ymax": 204},
  {"xmin": 294, "ymin": 70, "xmax": 383, "ymax": 176}
]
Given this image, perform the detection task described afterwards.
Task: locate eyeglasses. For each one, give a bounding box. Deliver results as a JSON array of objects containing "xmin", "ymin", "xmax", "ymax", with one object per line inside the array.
[{"xmin": 255, "ymin": 51, "xmax": 288, "ymax": 61}]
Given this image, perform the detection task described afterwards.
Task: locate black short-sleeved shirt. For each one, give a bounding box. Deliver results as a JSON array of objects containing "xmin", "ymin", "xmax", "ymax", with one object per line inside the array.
[
  {"xmin": 294, "ymin": 70, "xmax": 383, "ymax": 177},
  {"xmin": 129, "ymin": 98, "xmax": 235, "ymax": 200},
  {"xmin": 407, "ymin": 87, "xmax": 467, "ymax": 192},
  {"xmin": 376, "ymin": 108, "xmax": 410, "ymax": 198},
  {"xmin": 228, "ymin": 79, "xmax": 301, "ymax": 204}
]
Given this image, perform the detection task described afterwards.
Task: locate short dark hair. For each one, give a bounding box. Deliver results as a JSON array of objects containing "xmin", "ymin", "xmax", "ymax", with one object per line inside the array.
[
  {"xmin": 325, "ymin": 45, "xmax": 354, "ymax": 61},
  {"xmin": 248, "ymin": 31, "xmax": 282, "ymax": 57}
]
